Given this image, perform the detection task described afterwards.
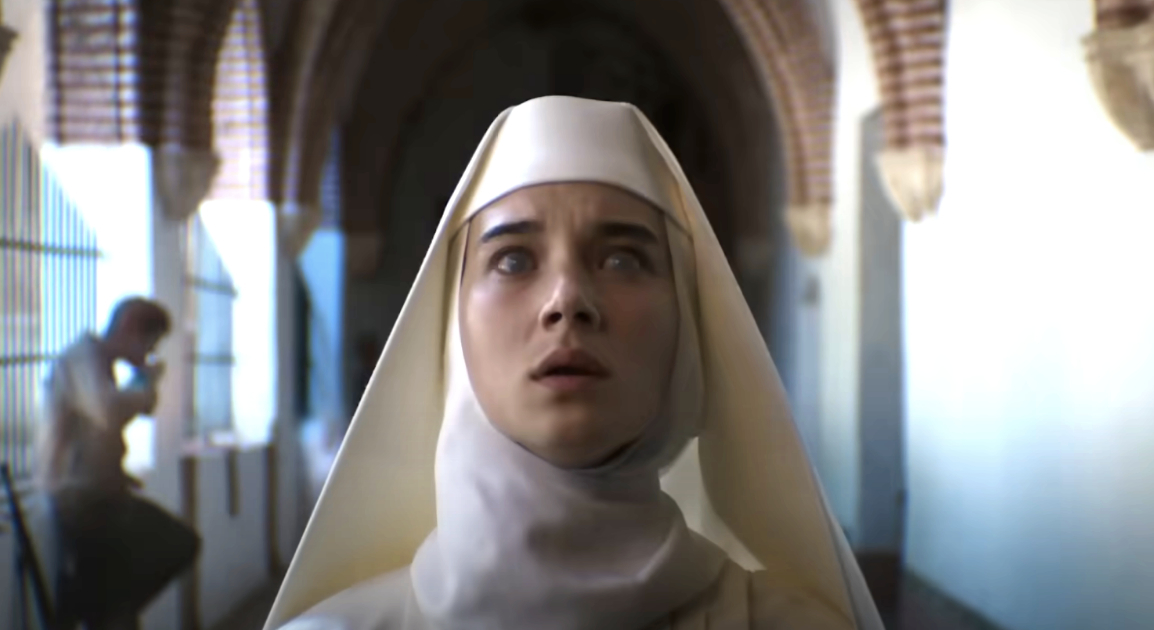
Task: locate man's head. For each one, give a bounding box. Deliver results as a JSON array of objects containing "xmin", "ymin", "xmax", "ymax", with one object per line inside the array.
[{"xmin": 103, "ymin": 297, "xmax": 172, "ymax": 367}]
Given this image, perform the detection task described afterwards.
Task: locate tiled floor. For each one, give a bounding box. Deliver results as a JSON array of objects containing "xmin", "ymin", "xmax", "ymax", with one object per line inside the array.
[{"xmin": 214, "ymin": 573, "xmax": 1001, "ymax": 630}]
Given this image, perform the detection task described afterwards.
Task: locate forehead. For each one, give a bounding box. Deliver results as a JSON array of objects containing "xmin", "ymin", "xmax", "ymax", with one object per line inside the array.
[{"xmin": 470, "ymin": 182, "xmax": 666, "ymax": 234}]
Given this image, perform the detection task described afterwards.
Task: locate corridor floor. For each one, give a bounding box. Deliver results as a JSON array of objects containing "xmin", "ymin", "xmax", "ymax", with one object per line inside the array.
[{"xmin": 212, "ymin": 574, "xmax": 1000, "ymax": 630}]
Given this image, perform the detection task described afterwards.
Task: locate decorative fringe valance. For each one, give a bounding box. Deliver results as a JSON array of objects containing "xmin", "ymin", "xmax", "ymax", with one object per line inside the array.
[{"xmin": 1083, "ymin": 17, "xmax": 1154, "ymax": 151}]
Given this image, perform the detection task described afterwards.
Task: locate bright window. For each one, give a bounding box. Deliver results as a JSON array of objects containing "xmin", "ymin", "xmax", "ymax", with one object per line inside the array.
[
  {"xmin": 38, "ymin": 141, "xmax": 154, "ymax": 472},
  {"xmin": 191, "ymin": 0, "xmax": 275, "ymax": 444}
]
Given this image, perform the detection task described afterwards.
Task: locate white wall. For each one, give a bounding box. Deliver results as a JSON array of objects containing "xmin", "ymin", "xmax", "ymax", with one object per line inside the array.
[
  {"xmin": 194, "ymin": 449, "xmax": 270, "ymax": 629},
  {"xmin": 818, "ymin": 0, "xmax": 879, "ymax": 538},
  {"xmin": 0, "ymin": 0, "xmax": 45, "ymax": 141},
  {"xmin": 901, "ymin": 2, "xmax": 1154, "ymax": 629}
]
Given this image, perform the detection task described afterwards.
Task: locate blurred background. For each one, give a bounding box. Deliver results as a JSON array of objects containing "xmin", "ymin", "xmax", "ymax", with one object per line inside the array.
[{"xmin": 1, "ymin": 0, "xmax": 1153, "ymax": 628}]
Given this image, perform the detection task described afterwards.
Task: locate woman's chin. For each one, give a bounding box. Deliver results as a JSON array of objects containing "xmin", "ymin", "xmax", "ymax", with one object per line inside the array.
[{"xmin": 520, "ymin": 421, "xmax": 622, "ymax": 469}]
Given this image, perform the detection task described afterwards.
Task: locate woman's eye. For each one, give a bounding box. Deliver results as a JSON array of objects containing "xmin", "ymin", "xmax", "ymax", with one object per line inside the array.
[
  {"xmin": 603, "ymin": 250, "xmax": 646, "ymax": 273},
  {"xmin": 495, "ymin": 250, "xmax": 535, "ymax": 275}
]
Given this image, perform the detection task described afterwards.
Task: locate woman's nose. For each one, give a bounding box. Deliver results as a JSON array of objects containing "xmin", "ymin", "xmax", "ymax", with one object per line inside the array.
[{"xmin": 540, "ymin": 273, "xmax": 602, "ymax": 330}]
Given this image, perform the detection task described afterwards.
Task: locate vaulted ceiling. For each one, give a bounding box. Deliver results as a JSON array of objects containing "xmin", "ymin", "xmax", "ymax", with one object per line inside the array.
[{"xmin": 263, "ymin": 0, "xmax": 835, "ymax": 259}]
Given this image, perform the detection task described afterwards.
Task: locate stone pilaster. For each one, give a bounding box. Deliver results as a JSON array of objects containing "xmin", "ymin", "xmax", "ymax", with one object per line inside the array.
[{"xmin": 145, "ymin": 145, "xmax": 221, "ymax": 630}]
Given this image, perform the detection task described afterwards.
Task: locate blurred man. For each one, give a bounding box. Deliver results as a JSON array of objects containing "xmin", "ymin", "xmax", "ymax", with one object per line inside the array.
[{"xmin": 36, "ymin": 297, "xmax": 200, "ymax": 630}]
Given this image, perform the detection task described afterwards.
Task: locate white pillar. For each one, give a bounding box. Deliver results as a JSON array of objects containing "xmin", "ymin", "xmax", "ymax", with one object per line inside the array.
[
  {"xmin": 273, "ymin": 207, "xmax": 304, "ymax": 568},
  {"xmin": 142, "ymin": 146, "xmax": 218, "ymax": 630}
]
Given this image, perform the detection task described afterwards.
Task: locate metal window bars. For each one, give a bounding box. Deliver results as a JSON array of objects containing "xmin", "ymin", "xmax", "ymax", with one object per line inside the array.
[
  {"xmin": 1, "ymin": 120, "xmax": 100, "ymax": 479},
  {"xmin": 183, "ymin": 213, "xmax": 236, "ymax": 441}
]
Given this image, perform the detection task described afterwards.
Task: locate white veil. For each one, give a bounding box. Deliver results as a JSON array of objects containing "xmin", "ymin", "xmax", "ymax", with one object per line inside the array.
[{"xmin": 264, "ymin": 96, "xmax": 882, "ymax": 630}]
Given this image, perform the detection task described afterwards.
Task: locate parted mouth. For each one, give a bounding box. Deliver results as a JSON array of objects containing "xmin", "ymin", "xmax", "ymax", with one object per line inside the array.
[{"xmin": 530, "ymin": 348, "xmax": 611, "ymax": 380}]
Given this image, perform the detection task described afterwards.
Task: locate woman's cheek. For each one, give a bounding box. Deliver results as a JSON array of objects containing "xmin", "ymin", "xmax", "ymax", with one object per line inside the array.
[{"xmin": 619, "ymin": 291, "xmax": 678, "ymax": 332}]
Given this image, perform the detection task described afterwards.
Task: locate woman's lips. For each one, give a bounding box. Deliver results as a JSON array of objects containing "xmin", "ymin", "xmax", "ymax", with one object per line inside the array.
[
  {"xmin": 533, "ymin": 372, "xmax": 608, "ymax": 393},
  {"xmin": 530, "ymin": 348, "xmax": 610, "ymax": 393}
]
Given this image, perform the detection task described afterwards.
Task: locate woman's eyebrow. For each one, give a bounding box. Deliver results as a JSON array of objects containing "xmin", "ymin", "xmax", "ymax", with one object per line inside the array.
[
  {"xmin": 597, "ymin": 221, "xmax": 659, "ymax": 244},
  {"xmin": 480, "ymin": 220, "xmax": 542, "ymax": 243}
]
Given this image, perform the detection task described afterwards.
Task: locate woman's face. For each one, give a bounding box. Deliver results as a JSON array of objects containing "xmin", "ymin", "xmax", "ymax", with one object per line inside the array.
[{"xmin": 460, "ymin": 182, "xmax": 680, "ymax": 469}]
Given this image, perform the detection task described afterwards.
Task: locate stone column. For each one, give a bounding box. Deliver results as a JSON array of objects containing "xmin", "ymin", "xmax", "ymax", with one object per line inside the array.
[
  {"xmin": 148, "ymin": 146, "xmax": 220, "ymax": 498},
  {"xmin": 272, "ymin": 207, "xmax": 305, "ymax": 566},
  {"xmin": 145, "ymin": 146, "xmax": 219, "ymax": 630},
  {"xmin": 149, "ymin": 146, "xmax": 219, "ymax": 483}
]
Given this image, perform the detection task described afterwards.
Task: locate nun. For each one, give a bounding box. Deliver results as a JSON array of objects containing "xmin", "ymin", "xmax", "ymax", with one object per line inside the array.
[{"xmin": 265, "ymin": 96, "xmax": 884, "ymax": 630}]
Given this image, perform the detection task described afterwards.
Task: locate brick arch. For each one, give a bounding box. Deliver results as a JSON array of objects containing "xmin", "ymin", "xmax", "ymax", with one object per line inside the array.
[
  {"xmin": 292, "ymin": 0, "xmax": 390, "ymax": 207},
  {"xmin": 274, "ymin": 0, "xmax": 837, "ymax": 255},
  {"xmin": 45, "ymin": 0, "xmax": 241, "ymax": 148},
  {"xmin": 853, "ymin": 0, "xmax": 948, "ymax": 221},
  {"xmin": 266, "ymin": 0, "xmax": 389, "ymax": 208},
  {"xmin": 854, "ymin": 0, "xmax": 946, "ymax": 155},
  {"xmin": 207, "ymin": 0, "xmax": 271, "ymax": 201},
  {"xmin": 719, "ymin": 0, "xmax": 835, "ymax": 254},
  {"xmin": 139, "ymin": 0, "xmax": 241, "ymax": 149}
]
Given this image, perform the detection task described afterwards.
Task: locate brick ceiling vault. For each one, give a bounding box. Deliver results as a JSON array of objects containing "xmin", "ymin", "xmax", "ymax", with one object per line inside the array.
[
  {"xmin": 266, "ymin": 0, "xmax": 948, "ymax": 255},
  {"xmin": 270, "ymin": 0, "xmax": 838, "ymax": 256},
  {"xmin": 40, "ymin": 0, "xmax": 950, "ymax": 251}
]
